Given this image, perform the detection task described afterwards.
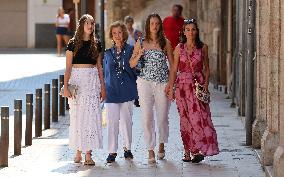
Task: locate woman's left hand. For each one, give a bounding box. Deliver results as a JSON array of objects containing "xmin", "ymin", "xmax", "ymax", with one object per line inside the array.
[
  {"xmin": 167, "ymin": 88, "xmax": 175, "ymax": 101},
  {"xmin": 100, "ymin": 87, "xmax": 106, "ymax": 102},
  {"xmin": 165, "ymin": 84, "xmax": 175, "ymax": 101}
]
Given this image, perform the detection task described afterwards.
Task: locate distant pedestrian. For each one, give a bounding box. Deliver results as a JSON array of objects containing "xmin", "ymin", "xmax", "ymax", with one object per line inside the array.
[
  {"xmin": 124, "ymin": 16, "xmax": 143, "ymax": 46},
  {"xmin": 166, "ymin": 19, "xmax": 219, "ymax": 163},
  {"xmin": 55, "ymin": 7, "xmax": 70, "ymax": 57},
  {"xmin": 163, "ymin": 4, "xmax": 184, "ymax": 49},
  {"xmin": 129, "ymin": 13, "xmax": 174, "ymax": 164},
  {"xmin": 64, "ymin": 14, "xmax": 106, "ymax": 165},
  {"xmin": 124, "ymin": 15, "xmax": 143, "ymax": 107},
  {"xmin": 104, "ymin": 21, "xmax": 138, "ymax": 163}
]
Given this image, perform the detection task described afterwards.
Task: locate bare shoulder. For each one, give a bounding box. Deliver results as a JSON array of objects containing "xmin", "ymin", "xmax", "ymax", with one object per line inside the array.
[{"xmin": 165, "ymin": 38, "xmax": 171, "ymax": 47}]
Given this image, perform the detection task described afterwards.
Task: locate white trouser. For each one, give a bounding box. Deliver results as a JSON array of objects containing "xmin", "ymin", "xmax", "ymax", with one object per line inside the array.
[
  {"xmin": 137, "ymin": 78, "xmax": 170, "ymax": 150},
  {"xmin": 105, "ymin": 101, "xmax": 133, "ymax": 153}
]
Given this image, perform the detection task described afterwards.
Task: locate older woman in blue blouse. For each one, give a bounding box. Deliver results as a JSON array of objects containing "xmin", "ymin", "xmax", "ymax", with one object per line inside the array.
[{"xmin": 103, "ymin": 21, "xmax": 138, "ymax": 163}]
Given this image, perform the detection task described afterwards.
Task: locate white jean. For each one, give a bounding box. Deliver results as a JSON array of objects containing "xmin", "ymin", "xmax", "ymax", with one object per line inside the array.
[
  {"xmin": 105, "ymin": 101, "xmax": 133, "ymax": 153},
  {"xmin": 137, "ymin": 78, "xmax": 170, "ymax": 150}
]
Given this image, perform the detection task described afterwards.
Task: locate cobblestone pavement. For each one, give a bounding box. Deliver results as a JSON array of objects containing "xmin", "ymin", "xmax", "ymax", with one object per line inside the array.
[{"xmin": 0, "ymin": 52, "xmax": 265, "ymax": 177}]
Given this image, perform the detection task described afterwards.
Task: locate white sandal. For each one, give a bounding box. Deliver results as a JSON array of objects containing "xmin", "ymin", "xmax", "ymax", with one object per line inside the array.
[
  {"xmin": 148, "ymin": 157, "xmax": 156, "ymax": 164},
  {"xmin": 74, "ymin": 156, "xmax": 82, "ymax": 163},
  {"xmin": 148, "ymin": 150, "xmax": 156, "ymax": 164},
  {"xmin": 157, "ymin": 151, "xmax": 165, "ymax": 160}
]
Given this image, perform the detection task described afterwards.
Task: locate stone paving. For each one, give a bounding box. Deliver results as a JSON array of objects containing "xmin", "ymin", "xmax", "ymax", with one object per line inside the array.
[
  {"xmin": 0, "ymin": 52, "xmax": 65, "ymax": 114},
  {"xmin": 0, "ymin": 52, "xmax": 265, "ymax": 177}
]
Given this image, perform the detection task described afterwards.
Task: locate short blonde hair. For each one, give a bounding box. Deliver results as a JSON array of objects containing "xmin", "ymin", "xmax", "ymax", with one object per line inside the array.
[{"xmin": 109, "ymin": 21, "xmax": 128, "ymax": 42}]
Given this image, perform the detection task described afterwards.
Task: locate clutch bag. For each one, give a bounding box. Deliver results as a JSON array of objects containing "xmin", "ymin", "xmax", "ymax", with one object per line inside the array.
[
  {"xmin": 194, "ymin": 80, "xmax": 210, "ymax": 103},
  {"xmin": 59, "ymin": 84, "xmax": 78, "ymax": 98}
]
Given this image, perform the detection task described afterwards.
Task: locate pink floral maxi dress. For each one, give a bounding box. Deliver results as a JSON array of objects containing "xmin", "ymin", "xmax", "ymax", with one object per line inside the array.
[{"xmin": 175, "ymin": 43, "xmax": 219, "ymax": 156}]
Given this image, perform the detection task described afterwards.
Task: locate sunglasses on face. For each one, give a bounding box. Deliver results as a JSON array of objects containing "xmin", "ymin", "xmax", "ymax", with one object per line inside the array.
[{"xmin": 184, "ymin": 19, "xmax": 196, "ymax": 24}]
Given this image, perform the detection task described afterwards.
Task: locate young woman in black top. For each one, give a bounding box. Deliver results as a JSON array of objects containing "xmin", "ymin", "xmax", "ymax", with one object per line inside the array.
[{"xmin": 64, "ymin": 14, "xmax": 106, "ymax": 165}]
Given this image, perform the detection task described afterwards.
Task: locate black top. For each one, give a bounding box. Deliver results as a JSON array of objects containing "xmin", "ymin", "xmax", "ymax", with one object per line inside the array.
[{"xmin": 66, "ymin": 39, "xmax": 102, "ymax": 65}]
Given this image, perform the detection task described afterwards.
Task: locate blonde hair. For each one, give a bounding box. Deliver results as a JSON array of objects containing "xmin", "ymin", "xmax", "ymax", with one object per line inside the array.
[
  {"xmin": 57, "ymin": 7, "xmax": 64, "ymax": 17},
  {"xmin": 109, "ymin": 21, "xmax": 128, "ymax": 42}
]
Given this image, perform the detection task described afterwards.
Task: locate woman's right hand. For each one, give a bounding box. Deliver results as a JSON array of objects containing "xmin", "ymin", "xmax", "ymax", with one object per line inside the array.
[
  {"xmin": 64, "ymin": 88, "xmax": 72, "ymax": 98},
  {"xmin": 137, "ymin": 47, "xmax": 145, "ymax": 59}
]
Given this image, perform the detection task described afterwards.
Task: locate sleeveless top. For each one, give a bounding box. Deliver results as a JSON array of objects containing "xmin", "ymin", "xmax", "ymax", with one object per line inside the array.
[
  {"xmin": 56, "ymin": 14, "xmax": 70, "ymax": 28},
  {"xmin": 176, "ymin": 43, "xmax": 205, "ymax": 84},
  {"xmin": 139, "ymin": 49, "xmax": 169, "ymax": 83}
]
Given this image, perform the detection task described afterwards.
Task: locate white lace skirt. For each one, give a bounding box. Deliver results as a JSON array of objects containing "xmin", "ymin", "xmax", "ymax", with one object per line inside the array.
[{"xmin": 68, "ymin": 67, "xmax": 103, "ymax": 151}]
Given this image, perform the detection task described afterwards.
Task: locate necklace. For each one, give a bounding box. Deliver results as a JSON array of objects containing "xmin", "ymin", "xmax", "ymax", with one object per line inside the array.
[
  {"xmin": 112, "ymin": 45, "xmax": 126, "ymax": 84},
  {"xmin": 151, "ymin": 40, "xmax": 159, "ymax": 48}
]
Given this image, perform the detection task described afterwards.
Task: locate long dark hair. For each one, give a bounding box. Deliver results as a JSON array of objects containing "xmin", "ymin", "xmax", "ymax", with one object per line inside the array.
[
  {"xmin": 145, "ymin": 13, "xmax": 166, "ymax": 50},
  {"xmin": 180, "ymin": 19, "xmax": 204, "ymax": 49},
  {"xmin": 72, "ymin": 14, "xmax": 99, "ymax": 59}
]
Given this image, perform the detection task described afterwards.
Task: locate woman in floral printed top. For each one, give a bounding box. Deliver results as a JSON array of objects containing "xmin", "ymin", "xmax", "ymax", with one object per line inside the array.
[{"xmin": 129, "ymin": 13, "xmax": 174, "ymax": 164}]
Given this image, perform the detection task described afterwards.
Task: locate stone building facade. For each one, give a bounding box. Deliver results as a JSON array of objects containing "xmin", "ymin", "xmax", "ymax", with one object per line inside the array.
[
  {"xmin": 253, "ymin": 0, "xmax": 284, "ymax": 176},
  {"xmin": 0, "ymin": 0, "xmax": 97, "ymax": 48}
]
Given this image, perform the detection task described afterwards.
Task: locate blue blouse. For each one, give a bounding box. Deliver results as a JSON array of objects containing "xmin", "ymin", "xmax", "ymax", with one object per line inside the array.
[{"xmin": 103, "ymin": 43, "xmax": 138, "ymax": 103}]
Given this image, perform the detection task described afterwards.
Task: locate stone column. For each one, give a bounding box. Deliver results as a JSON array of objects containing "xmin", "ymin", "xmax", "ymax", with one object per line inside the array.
[
  {"xmin": 237, "ymin": 0, "xmax": 246, "ymax": 116},
  {"xmin": 261, "ymin": 0, "xmax": 280, "ymax": 166},
  {"xmin": 252, "ymin": 0, "xmax": 269, "ymax": 148},
  {"xmin": 273, "ymin": 2, "xmax": 284, "ymax": 177},
  {"xmin": 196, "ymin": 0, "xmax": 221, "ymax": 88},
  {"xmin": 219, "ymin": 0, "xmax": 227, "ymax": 87},
  {"xmin": 226, "ymin": 0, "xmax": 232, "ymax": 96},
  {"xmin": 186, "ymin": 0, "xmax": 197, "ymax": 19}
]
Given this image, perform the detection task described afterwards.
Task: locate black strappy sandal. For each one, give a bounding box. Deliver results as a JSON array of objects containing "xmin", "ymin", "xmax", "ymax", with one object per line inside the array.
[
  {"xmin": 106, "ymin": 153, "xmax": 117, "ymax": 163},
  {"xmin": 124, "ymin": 150, "xmax": 134, "ymax": 159},
  {"xmin": 182, "ymin": 152, "xmax": 191, "ymax": 162},
  {"xmin": 192, "ymin": 154, "xmax": 204, "ymax": 163}
]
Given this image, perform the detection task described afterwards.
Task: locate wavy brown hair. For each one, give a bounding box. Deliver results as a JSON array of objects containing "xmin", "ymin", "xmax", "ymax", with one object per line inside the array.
[
  {"xmin": 145, "ymin": 13, "xmax": 166, "ymax": 50},
  {"xmin": 179, "ymin": 19, "xmax": 204, "ymax": 49},
  {"xmin": 72, "ymin": 14, "xmax": 99, "ymax": 59}
]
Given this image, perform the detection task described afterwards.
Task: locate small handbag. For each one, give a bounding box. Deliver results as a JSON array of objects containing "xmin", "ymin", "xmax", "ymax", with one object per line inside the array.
[
  {"xmin": 193, "ymin": 77, "xmax": 210, "ymax": 103},
  {"xmin": 59, "ymin": 84, "xmax": 78, "ymax": 98}
]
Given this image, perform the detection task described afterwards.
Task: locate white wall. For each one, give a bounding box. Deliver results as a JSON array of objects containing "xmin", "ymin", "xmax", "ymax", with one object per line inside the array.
[{"xmin": 27, "ymin": 0, "xmax": 62, "ymax": 48}]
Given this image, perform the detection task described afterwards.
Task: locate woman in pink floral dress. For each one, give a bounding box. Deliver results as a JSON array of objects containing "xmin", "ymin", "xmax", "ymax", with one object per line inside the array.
[{"xmin": 166, "ymin": 19, "xmax": 219, "ymax": 163}]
